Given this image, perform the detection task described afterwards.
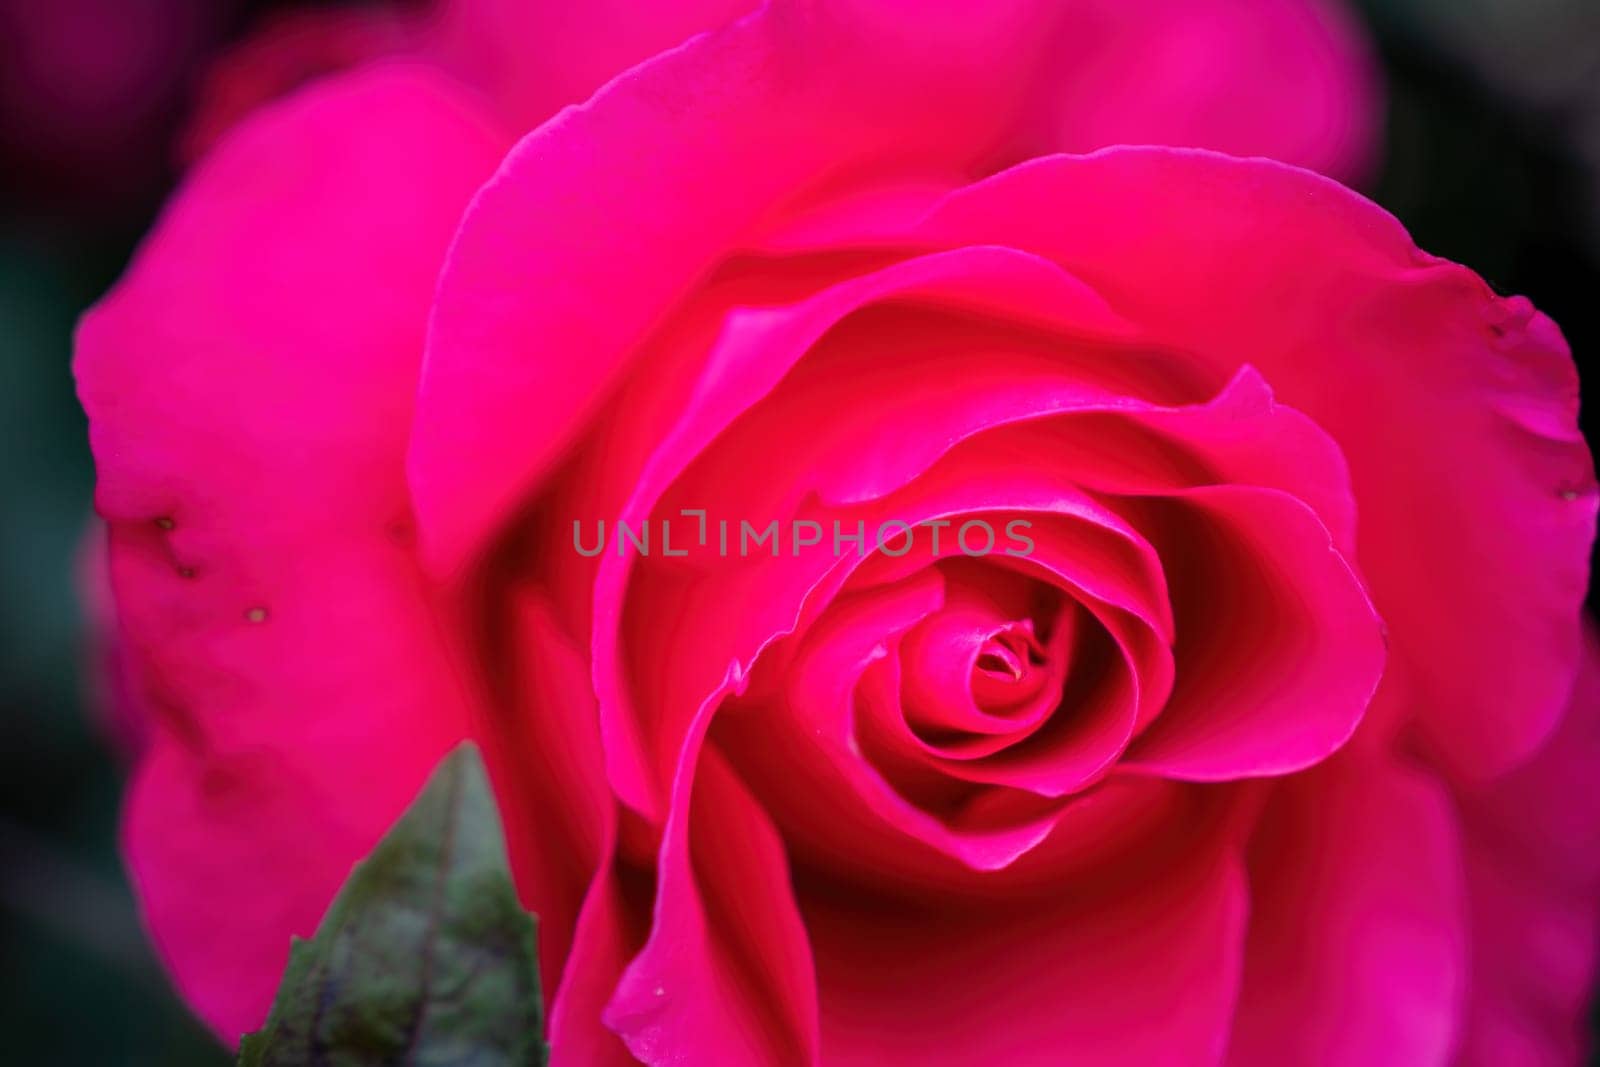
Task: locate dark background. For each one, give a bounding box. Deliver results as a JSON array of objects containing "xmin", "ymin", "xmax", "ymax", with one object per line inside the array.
[{"xmin": 1, "ymin": 0, "xmax": 1596, "ymax": 1062}]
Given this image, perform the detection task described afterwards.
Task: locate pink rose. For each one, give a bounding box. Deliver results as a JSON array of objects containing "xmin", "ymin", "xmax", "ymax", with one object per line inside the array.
[{"xmin": 76, "ymin": 2, "xmax": 1598, "ymax": 1066}]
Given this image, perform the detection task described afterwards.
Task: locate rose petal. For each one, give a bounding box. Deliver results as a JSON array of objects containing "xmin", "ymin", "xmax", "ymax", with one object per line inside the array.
[
  {"xmin": 605, "ymin": 732, "xmax": 820, "ymax": 1066},
  {"xmin": 548, "ymin": 860, "xmax": 651, "ymax": 1066},
  {"xmin": 409, "ymin": 2, "xmax": 1112, "ymax": 574},
  {"xmin": 75, "ymin": 68, "xmax": 509, "ymax": 1040},
  {"xmin": 1226, "ymin": 753, "xmax": 1468, "ymax": 1066},
  {"xmin": 1117, "ymin": 485, "xmax": 1384, "ymax": 779}
]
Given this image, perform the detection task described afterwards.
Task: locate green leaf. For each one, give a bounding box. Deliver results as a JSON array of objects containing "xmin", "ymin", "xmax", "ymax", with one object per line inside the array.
[{"xmin": 238, "ymin": 743, "xmax": 547, "ymax": 1066}]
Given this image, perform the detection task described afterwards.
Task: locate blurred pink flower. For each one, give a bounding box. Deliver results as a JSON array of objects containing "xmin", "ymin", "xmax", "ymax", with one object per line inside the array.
[
  {"xmin": 0, "ymin": 0, "xmax": 225, "ymax": 209},
  {"xmin": 183, "ymin": 0, "xmax": 1381, "ymax": 182}
]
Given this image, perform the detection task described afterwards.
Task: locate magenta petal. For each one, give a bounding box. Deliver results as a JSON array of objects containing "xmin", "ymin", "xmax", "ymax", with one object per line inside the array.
[
  {"xmin": 548, "ymin": 859, "xmax": 647, "ymax": 1066},
  {"xmin": 1227, "ymin": 753, "xmax": 1468, "ymax": 1065},
  {"xmin": 1120, "ymin": 485, "xmax": 1385, "ymax": 779},
  {"xmin": 1039, "ymin": 366, "xmax": 1360, "ymax": 558},
  {"xmin": 605, "ymin": 739, "xmax": 819, "ymax": 1066},
  {"xmin": 75, "ymin": 68, "xmax": 508, "ymax": 1040}
]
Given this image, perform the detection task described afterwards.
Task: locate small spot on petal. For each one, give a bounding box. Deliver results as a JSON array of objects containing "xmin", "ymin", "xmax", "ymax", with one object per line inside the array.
[
  {"xmin": 1561, "ymin": 489, "xmax": 1580, "ymax": 502},
  {"xmin": 177, "ymin": 566, "xmax": 196, "ymax": 579},
  {"xmin": 245, "ymin": 607, "xmax": 268, "ymax": 624},
  {"xmin": 654, "ymin": 986, "xmax": 665, "ymax": 998},
  {"xmin": 386, "ymin": 517, "xmax": 416, "ymax": 546},
  {"xmin": 155, "ymin": 517, "xmax": 175, "ymax": 531}
]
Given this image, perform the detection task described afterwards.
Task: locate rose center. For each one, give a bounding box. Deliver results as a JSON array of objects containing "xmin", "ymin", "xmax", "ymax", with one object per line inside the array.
[
  {"xmin": 971, "ymin": 624, "xmax": 1051, "ymax": 711},
  {"xmin": 896, "ymin": 561, "xmax": 1072, "ymax": 750}
]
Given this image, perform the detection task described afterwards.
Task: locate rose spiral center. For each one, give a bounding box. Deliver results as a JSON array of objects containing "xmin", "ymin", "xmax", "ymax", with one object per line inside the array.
[{"xmin": 897, "ymin": 561, "xmax": 1071, "ymax": 752}]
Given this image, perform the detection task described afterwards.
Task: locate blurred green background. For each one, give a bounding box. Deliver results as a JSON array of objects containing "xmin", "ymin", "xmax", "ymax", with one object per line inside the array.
[{"xmin": 1, "ymin": 0, "xmax": 1597, "ymax": 1062}]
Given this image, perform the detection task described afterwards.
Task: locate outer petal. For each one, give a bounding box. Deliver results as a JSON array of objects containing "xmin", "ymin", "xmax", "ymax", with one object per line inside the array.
[
  {"xmin": 409, "ymin": 0, "xmax": 1094, "ymax": 573},
  {"xmin": 548, "ymin": 859, "xmax": 651, "ymax": 1067},
  {"xmin": 924, "ymin": 148, "xmax": 1597, "ymax": 777},
  {"xmin": 1453, "ymin": 626, "xmax": 1600, "ymax": 1066},
  {"xmin": 1227, "ymin": 753, "xmax": 1468, "ymax": 1066},
  {"xmin": 74, "ymin": 69, "xmax": 509, "ymax": 1039}
]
